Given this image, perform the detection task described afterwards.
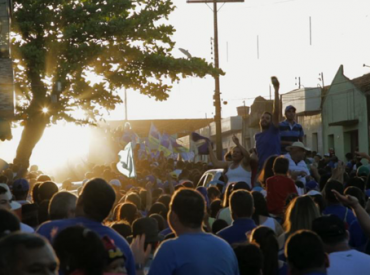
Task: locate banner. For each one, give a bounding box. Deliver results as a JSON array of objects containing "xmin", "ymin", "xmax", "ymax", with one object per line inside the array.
[{"xmin": 117, "ymin": 142, "xmax": 136, "ymax": 178}]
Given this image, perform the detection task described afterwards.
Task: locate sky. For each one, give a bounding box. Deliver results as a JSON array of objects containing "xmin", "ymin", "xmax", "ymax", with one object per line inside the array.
[{"xmin": 110, "ymin": 0, "xmax": 370, "ymax": 120}]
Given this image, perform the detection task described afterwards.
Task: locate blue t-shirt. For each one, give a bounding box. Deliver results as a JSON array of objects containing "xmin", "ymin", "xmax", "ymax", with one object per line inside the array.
[
  {"xmin": 322, "ymin": 205, "xmax": 356, "ymax": 226},
  {"xmin": 279, "ymin": 120, "xmax": 304, "ymax": 154},
  {"xmin": 37, "ymin": 217, "xmax": 136, "ymax": 275},
  {"xmin": 255, "ymin": 123, "xmax": 281, "ymax": 170},
  {"xmin": 148, "ymin": 232, "xmax": 239, "ymax": 275},
  {"xmin": 217, "ymin": 218, "xmax": 256, "ymax": 245}
]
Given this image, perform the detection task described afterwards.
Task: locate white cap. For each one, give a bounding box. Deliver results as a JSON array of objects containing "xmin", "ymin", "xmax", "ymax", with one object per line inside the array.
[{"xmin": 306, "ymin": 190, "xmax": 322, "ymax": 196}]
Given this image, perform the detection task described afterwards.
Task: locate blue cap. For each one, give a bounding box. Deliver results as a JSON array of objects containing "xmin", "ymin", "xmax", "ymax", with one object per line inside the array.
[
  {"xmin": 306, "ymin": 180, "xmax": 319, "ymax": 192},
  {"xmin": 12, "ymin": 178, "xmax": 30, "ymax": 192},
  {"xmin": 285, "ymin": 105, "xmax": 296, "ymax": 113}
]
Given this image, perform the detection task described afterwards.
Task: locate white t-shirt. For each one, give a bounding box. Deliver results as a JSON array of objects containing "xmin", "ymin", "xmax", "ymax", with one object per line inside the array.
[
  {"xmin": 284, "ymin": 153, "xmax": 310, "ymax": 195},
  {"xmin": 327, "ymin": 249, "xmax": 370, "ymax": 275}
]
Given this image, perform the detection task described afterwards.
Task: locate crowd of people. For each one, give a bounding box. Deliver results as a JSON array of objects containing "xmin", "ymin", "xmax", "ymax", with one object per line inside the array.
[{"xmin": 2, "ymin": 77, "xmax": 370, "ymax": 275}]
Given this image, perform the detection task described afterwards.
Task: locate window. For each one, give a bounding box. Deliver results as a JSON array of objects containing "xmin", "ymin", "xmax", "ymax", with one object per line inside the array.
[
  {"xmin": 312, "ymin": 133, "xmax": 318, "ymax": 152},
  {"xmin": 328, "ymin": 134, "xmax": 334, "ymax": 151}
]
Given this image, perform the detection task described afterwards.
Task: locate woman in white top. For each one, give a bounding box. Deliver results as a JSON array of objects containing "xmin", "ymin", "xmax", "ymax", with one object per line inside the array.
[{"xmin": 208, "ymin": 135, "xmax": 252, "ymax": 188}]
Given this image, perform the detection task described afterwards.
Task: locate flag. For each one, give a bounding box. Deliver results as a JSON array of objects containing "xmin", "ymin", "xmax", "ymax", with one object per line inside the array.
[
  {"xmin": 159, "ymin": 133, "xmax": 173, "ymax": 157},
  {"xmin": 181, "ymin": 151, "xmax": 195, "ymax": 161},
  {"xmin": 117, "ymin": 142, "xmax": 136, "ymax": 178},
  {"xmin": 191, "ymin": 132, "xmax": 211, "ymax": 155},
  {"xmin": 170, "ymin": 135, "xmax": 189, "ymax": 153},
  {"xmin": 120, "ymin": 122, "xmax": 140, "ymax": 148},
  {"xmin": 148, "ymin": 123, "xmax": 161, "ymax": 150}
]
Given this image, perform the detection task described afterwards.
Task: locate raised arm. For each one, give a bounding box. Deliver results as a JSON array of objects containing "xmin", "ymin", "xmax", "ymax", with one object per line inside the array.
[
  {"xmin": 207, "ymin": 142, "xmax": 229, "ymax": 169},
  {"xmin": 355, "ymin": 151, "xmax": 370, "ymax": 162},
  {"xmin": 332, "ymin": 190, "xmax": 370, "ymax": 239},
  {"xmin": 271, "ymin": 76, "xmax": 280, "ymax": 127},
  {"xmin": 232, "ymin": 135, "xmax": 250, "ymax": 165}
]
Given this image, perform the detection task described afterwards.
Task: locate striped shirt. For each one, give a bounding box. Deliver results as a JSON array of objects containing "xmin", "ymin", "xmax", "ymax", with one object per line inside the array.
[{"xmin": 279, "ymin": 120, "xmax": 304, "ymax": 153}]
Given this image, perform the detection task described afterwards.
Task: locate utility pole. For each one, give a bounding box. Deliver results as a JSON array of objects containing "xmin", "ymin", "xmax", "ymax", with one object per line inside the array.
[
  {"xmin": 319, "ymin": 72, "xmax": 324, "ymax": 88},
  {"xmin": 188, "ymin": 0, "xmax": 244, "ymax": 160},
  {"xmin": 212, "ymin": 0, "xmax": 223, "ymax": 160}
]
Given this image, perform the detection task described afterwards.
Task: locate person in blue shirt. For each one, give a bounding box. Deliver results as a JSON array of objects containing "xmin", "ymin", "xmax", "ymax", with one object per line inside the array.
[
  {"xmin": 148, "ymin": 188, "xmax": 239, "ymax": 275},
  {"xmin": 285, "ymin": 230, "xmax": 328, "ymax": 275},
  {"xmin": 255, "ymin": 76, "xmax": 281, "ymax": 171},
  {"xmin": 279, "ymin": 105, "xmax": 304, "ymax": 154},
  {"xmin": 37, "ymin": 178, "xmax": 136, "ymax": 275},
  {"xmin": 322, "ymin": 180, "xmax": 367, "ymax": 251},
  {"xmin": 217, "ymin": 190, "xmax": 256, "ymax": 245}
]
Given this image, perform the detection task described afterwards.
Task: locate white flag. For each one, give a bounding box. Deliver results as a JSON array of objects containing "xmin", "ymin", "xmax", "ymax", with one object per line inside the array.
[{"xmin": 117, "ymin": 142, "xmax": 136, "ymax": 178}]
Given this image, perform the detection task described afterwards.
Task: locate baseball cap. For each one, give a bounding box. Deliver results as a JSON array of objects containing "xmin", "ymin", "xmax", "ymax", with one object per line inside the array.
[
  {"xmin": 357, "ymin": 166, "xmax": 370, "ymax": 177},
  {"xmin": 306, "ymin": 180, "xmax": 319, "ymax": 192},
  {"xmin": 132, "ymin": 217, "xmax": 159, "ymax": 243},
  {"xmin": 312, "ymin": 215, "xmax": 347, "ymax": 244},
  {"xmin": 285, "ymin": 105, "xmax": 296, "ymax": 113},
  {"xmin": 0, "ymin": 183, "xmax": 21, "ymax": 210},
  {"xmin": 109, "ymin": 179, "xmax": 121, "ymax": 187},
  {"xmin": 12, "ymin": 178, "xmax": 30, "ymax": 192},
  {"xmin": 306, "ymin": 190, "xmax": 322, "ymax": 196}
]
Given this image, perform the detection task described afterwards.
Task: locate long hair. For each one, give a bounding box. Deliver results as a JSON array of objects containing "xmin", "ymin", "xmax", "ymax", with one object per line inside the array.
[
  {"xmin": 284, "ymin": 196, "xmax": 320, "ymax": 235},
  {"xmin": 222, "ymin": 183, "xmax": 234, "ymax": 208},
  {"xmin": 258, "ymin": 155, "xmax": 278, "ymax": 186},
  {"xmin": 251, "ymin": 191, "xmax": 269, "ymax": 225},
  {"xmin": 250, "ymin": 226, "xmax": 279, "ymax": 275}
]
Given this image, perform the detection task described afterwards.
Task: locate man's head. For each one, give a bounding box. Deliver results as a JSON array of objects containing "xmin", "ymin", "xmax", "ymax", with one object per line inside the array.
[
  {"xmin": 38, "ymin": 182, "xmax": 59, "ymax": 202},
  {"xmin": 0, "ymin": 209, "xmax": 20, "ymax": 237},
  {"xmin": 312, "ymin": 215, "xmax": 348, "ymax": 250},
  {"xmin": 132, "ymin": 217, "xmax": 160, "ymax": 248},
  {"xmin": 229, "ymin": 190, "xmax": 254, "ymax": 220},
  {"xmin": 233, "ymin": 243, "xmax": 263, "ymax": 275},
  {"xmin": 0, "ymin": 233, "xmax": 58, "ymax": 275},
  {"xmin": 259, "ymin": 111, "xmax": 273, "ymax": 130},
  {"xmin": 285, "ymin": 105, "xmax": 296, "ymax": 121},
  {"xmin": 168, "ymin": 188, "xmax": 205, "ymax": 234},
  {"xmin": 285, "ymin": 230, "xmax": 328, "ymax": 275},
  {"xmin": 48, "ymin": 191, "xmax": 77, "ymax": 220},
  {"xmin": 77, "ymin": 178, "xmax": 116, "ymax": 222},
  {"xmin": 324, "ymin": 180, "xmax": 344, "ymax": 205},
  {"xmin": 286, "ymin": 142, "xmax": 309, "ymax": 162},
  {"xmin": 12, "ymin": 179, "xmax": 30, "ymax": 201},
  {"xmin": 0, "ymin": 184, "xmax": 21, "ymax": 211}
]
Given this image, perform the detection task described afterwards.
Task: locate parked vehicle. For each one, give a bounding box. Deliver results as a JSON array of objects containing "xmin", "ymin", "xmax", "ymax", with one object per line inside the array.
[{"xmin": 197, "ymin": 169, "xmax": 226, "ymax": 192}]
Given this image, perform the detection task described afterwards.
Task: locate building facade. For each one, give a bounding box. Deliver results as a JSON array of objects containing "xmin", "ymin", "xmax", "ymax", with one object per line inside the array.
[{"xmin": 322, "ymin": 65, "xmax": 370, "ymax": 161}]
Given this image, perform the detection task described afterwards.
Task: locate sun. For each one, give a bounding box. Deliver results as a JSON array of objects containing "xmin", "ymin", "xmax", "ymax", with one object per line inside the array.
[{"xmin": 29, "ymin": 122, "xmax": 91, "ymax": 179}]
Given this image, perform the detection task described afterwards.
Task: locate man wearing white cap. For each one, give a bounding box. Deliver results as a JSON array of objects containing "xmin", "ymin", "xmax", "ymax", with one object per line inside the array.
[
  {"xmin": 284, "ymin": 142, "xmax": 311, "ymax": 194},
  {"xmin": 0, "ymin": 183, "xmax": 34, "ymax": 233}
]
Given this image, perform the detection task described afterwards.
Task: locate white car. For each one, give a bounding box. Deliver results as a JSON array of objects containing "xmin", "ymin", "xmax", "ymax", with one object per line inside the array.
[{"xmin": 197, "ymin": 169, "xmax": 226, "ymax": 192}]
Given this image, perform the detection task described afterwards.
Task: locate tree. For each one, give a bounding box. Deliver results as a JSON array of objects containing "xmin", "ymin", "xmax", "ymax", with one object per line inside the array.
[{"xmin": 11, "ymin": 0, "xmax": 221, "ymax": 170}]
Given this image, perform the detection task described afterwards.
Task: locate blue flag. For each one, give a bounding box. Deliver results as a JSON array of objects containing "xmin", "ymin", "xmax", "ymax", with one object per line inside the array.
[{"xmin": 191, "ymin": 132, "xmax": 211, "ymax": 155}]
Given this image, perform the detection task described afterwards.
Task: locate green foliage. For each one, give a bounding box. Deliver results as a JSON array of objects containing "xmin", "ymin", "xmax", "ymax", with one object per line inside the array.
[{"xmin": 12, "ymin": 0, "xmax": 221, "ymax": 125}]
